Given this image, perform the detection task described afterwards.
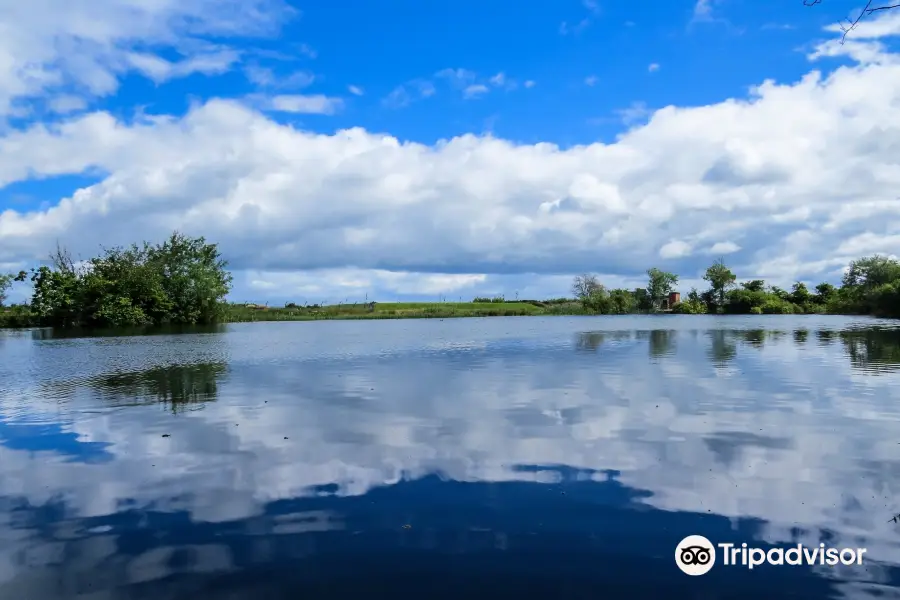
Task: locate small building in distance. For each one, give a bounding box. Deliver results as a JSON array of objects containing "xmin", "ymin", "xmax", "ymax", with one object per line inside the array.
[{"xmin": 659, "ymin": 292, "xmax": 681, "ymax": 312}]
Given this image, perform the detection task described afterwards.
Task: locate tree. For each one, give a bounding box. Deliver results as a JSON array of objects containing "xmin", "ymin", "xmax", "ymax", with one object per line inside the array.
[
  {"xmin": 703, "ymin": 259, "xmax": 737, "ymax": 309},
  {"xmin": 842, "ymin": 255, "xmax": 900, "ymax": 290},
  {"xmin": 741, "ymin": 280, "xmax": 766, "ymax": 293},
  {"xmin": 608, "ymin": 288, "xmax": 636, "ymax": 314},
  {"xmin": 769, "ymin": 286, "xmax": 791, "ymax": 302},
  {"xmin": 804, "ymin": 0, "xmax": 900, "ymax": 42},
  {"xmin": 146, "ymin": 232, "xmax": 233, "ymax": 324},
  {"xmin": 23, "ymin": 232, "xmax": 233, "ymax": 328},
  {"xmin": 790, "ymin": 282, "xmax": 811, "ymax": 306},
  {"xmin": 672, "ymin": 287, "xmax": 706, "ymax": 314},
  {"xmin": 814, "ymin": 282, "xmax": 836, "ymax": 303},
  {"xmin": 0, "ymin": 274, "xmax": 12, "ymax": 306},
  {"xmin": 571, "ymin": 274, "xmax": 602, "ymax": 301},
  {"xmin": 633, "ymin": 288, "xmax": 653, "ymax": 312},
  {"xmin": 646, "ymin": 268, "xmax": 678, "ymax": 309}
]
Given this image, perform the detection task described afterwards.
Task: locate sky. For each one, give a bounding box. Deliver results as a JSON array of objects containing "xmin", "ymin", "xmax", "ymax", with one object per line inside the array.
[{"xmin": 0, "ymin": 0, "xmax": 899, "ymax": 304}]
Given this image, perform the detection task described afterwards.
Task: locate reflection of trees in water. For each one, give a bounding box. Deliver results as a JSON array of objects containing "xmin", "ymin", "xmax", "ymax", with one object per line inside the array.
[
  {"xmin": 816, "ymin": 330, "xmax": 835, "ymax": 346},
  {"xmin": 633, "ymin": 330, "xmax": 675, "ymax": 359},
  {"xmin": 89, "ymin": 362, "xmax": 228, "ymax": 412},
  {"xmin": 647, "ymin": 330, "xmax": 675, "ymax": 358},
  {"xmin": 575, "ymin": 331, "xmax": 633, "ymax": 352},
  {"xmin": 839, "ymin": 329, "xmax": 900, "ymax": 374},
  {"xmin": 707, "ymin": 330, "xmax": 737, "ymax": 365},
  {"xmin": 575, "ymin": 326, "xmax": 900, "ymax": 373},
  {"xmin": 739, "ymin": 329, "xmax": 766, "ymax": 348},
  {"xmin": 30, "ymin": 324, "xmax": 228, "ymax": 340},
  {"xmin": 725, "ymin": 327, "xmax": 900, "ymax": 373},
  {"xmin": 576, "ymin": 332, "xmax": 606, "ymax": 352}
]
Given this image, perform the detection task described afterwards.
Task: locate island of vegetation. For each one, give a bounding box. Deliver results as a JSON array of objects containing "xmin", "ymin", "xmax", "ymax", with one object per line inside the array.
[{"xmin": 0, "ymin": 232, "xmax": 898, "ymax": 329}]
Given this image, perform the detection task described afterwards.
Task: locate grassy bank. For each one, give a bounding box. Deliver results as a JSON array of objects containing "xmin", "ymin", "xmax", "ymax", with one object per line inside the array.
[
  {"xmin": 221, "ymin": 300, "xmax": 587, "ymax": 322},
  {"xmin": 0, "ymin": 300, "xmax": 591, "ymax": 327}
]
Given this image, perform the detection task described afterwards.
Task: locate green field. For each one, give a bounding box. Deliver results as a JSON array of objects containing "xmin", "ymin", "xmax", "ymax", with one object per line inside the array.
[
  {"xmin": 221, "ymin": 300, "xmax": 584, "ymax": 323},
  {"xmin": 0, "ymin": 300, "xmax": 586, "ymax": 328}
]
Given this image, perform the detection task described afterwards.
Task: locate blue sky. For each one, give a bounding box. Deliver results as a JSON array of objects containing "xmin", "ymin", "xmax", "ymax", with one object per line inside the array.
[{"xmin": 1, "ymin": 0, "xmax": 899, "ymax": 303}]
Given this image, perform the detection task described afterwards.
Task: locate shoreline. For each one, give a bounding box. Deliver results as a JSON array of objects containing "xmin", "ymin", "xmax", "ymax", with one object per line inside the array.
[{"xmin": 2, "ymin": 303, "xmax": 890, "ymax": 334}]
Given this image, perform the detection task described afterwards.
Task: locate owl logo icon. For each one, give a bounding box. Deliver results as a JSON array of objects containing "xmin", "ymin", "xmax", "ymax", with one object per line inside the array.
[{"xmin": 675, "ymin": 535, "xmax": 716, "ymax": 575}]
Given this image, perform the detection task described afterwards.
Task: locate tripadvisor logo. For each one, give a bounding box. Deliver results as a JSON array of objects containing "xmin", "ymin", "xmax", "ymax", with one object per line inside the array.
[{"xmin": 675, "ymin": 535, "xmax": 867, "ymax": 576}]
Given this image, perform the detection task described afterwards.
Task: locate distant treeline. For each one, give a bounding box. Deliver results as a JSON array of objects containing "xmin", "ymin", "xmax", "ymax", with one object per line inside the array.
[
  {"xmin": 1, "ymin": 233, "xmax": 898, "ymax": 329},
  {"xmin": 567, "ymin": 257, "xmax": 900, "ymax": 318}
]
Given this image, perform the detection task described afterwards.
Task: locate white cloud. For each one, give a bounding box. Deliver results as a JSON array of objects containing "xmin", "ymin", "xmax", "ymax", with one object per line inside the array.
[
  {"xmin": 659, "ymin": 240, "xmax": 693, "ymax": 259},
  {"xmin": 584, "ymin": 75, "xmax": 598, "ymax": 86},
  {"xmin": 560, "ymin": 0, "xmax": 601, "ymax": 36},
  {"xmin": 347, "ymin": 85, "xmax": 364, "ymax": 96},
  {"xmin": 245, "ymin": 66, "xmax": 315, "ymax": 89},
  {"xmin": 47, "ymin": 95, "xmax": 89, "ymax": 114},
  {"xmin": 707, "ymin": 241, "xmax": 741, "ymax": 255},
  {"xmin": 247, "ymin": 268, "xmax": 487, "ymax": 298},
  {"xmin": 615, "ymin": 101, "xmax": 652, "ymax": 125},
  {"xmin": 382, "ymin": 79, "xmax": 435, "ymax": 108},
  {"xmin": 126, "ymin": 50, "xmax": 241, "ymax": 83},
  {"xmin": 524, "ymin": 80, "xmax": 536, "ymax": 88},
  {"xmin": 487, "ymin": 71, "xmax": 518, "ymax": 91},
  {"xmin": 0, "ymin": 0, "xmax": 294, "ymax": 117},
  {"xmin": 2, "ymin": 11, "xmax": 900, "ymax": 301},
  {"xmin": 648, "ymin": 63, "xmax": 660, "ymax": 72},
  {"xmin": 463, "ymin": 84, "xmax": 489, "ymax": 99},
  {"xmin": 693, "ymin": 0, "xmax": 713, "ymax": 19},
  {"xmin": 389, "ymin": 69, "xmax": 520, "ymax": 104},
  {"xmin": 435, "ymin": 68, "xmax": 477, "ymax": 87},
  {"xmin": 296, "ymin": 43, "xmax": 317, "ymax": 59},
  {"xmin": 807, "ymin": 9, "xmax": 900, "ymax": 65},
  {"xmin": 266, "ymin": 94, "xmax": 343, "ymax": 114}
]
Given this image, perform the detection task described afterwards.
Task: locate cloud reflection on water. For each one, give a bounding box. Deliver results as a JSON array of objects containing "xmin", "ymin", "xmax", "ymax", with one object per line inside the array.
[{"xmin": 0, "ymin": 315, "xmax": 899, "ymax": 597}]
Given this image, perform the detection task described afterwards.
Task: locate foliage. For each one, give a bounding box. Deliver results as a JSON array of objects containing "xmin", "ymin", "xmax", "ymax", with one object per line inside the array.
[
  {"xmin": 564, "ymin": 255, "xmax": 900, "ymax": 319},
  {"xmin": 0, "ymin": 273, "xmax": 12, "ymax": 306},
  {"xmin": 0, "ymin": 304, "xmax": 34, "ymax": 328},
  {"xmin": 741, "ymin": 280, "xmax": 766, "ymax": 292},
  {"xmin": 13, "ymin": 232, "xmax": 231, "ymax": 329},
  {"xmin": 672, "ymin": 288, "xmax": 706, "ymax": 314},
  {"xmin": 646, "ymin": 268, "xmax": 678, "ymax": 310},
  {"xmin": 632, "ymin": 288, "xmax": 653, "ymax": 312},
  {"xmin": 472, "ymin": 296, "xmax": 507, "ymax": 303},
  {"xmin": 703, "ymin": 259, "xmax": 736, "ymax": 311},
  {"xmin": 4, "ymin": 238, "xmax": 900, "ymax": 330}
]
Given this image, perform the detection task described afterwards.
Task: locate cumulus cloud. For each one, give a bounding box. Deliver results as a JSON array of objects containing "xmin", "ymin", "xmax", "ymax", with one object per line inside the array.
[
  {"xmin": 2, "ymin": 10, "xmax": 900, "ymax": 301},
  {"xmin": 659, "ymin": 240, "xmax": 693, "ymax": 259}
]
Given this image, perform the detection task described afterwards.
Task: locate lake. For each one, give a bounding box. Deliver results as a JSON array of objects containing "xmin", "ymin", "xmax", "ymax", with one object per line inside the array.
[{"xmin": 2, "ymin": 315, "xmax": 900, "ymax": 599}]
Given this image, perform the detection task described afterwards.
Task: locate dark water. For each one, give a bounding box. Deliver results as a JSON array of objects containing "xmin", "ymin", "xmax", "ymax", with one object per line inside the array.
[{"xmin": 2, "ymin": 315, "xmax": 900, "ymax": 599}]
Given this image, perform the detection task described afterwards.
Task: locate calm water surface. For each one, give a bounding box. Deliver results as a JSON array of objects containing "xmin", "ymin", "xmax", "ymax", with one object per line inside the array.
[{"xmin": 2, "ymin": 315, "xmax": 900, "ymax": 599}]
